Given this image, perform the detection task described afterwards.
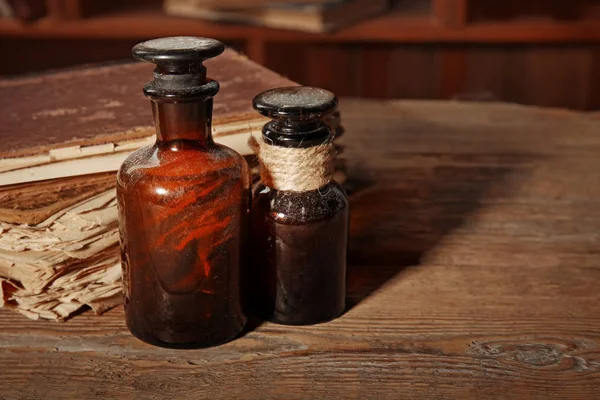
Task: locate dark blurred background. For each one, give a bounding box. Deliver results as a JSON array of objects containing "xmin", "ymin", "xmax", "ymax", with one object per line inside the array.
[{"xmin": 1, "ymin": 0, "xmax": 599, "ymax": 110}]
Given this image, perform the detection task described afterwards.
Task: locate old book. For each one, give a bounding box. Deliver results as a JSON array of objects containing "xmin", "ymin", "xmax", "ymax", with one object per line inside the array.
[
  {"xmin": 164, "ymin": 0, "xmax": 389, "ymax": 33},
  {"xmin": 0, "ymin": 48, "xmax": 296, "ymax": 185},
  {"xmin": 0, "ymin": 172, "xmax": 116, "ymax": 225},
  {"xmin": 0, "ymin": 0, "xmax": 14, "ymax": 17}
]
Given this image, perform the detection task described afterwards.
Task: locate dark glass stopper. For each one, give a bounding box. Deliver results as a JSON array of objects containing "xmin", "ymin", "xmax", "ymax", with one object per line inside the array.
[
  {"xmin": 132, "ymin": 36, "xmax": 225, "ymax": 101},
  {"xmin": 253, "ymin": 86, "xmax": 338, "ymax": 148}
]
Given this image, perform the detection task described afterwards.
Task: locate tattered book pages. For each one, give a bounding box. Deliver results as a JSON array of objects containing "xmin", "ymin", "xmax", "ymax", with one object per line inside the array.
[{"xmin": 0, "ymin": 189, "xmax": 121, "ymax": 321}]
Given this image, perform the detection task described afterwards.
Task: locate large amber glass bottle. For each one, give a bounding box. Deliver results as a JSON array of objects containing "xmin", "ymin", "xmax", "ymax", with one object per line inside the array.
[{"xmin": 117, "ymin": 37, "xmax": 250, "ymax": 348}]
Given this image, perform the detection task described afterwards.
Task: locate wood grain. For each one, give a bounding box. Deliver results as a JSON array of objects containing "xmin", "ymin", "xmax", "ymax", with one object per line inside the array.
[
  {"xmin": 433, "ymin": 0, "xmax": 468, "ymax": 27},
  {"xmin": 462, "ymin": 45, "xmax": 597, "ymax": 109},
  {"xmin": 2, "ymin": 99, "xmax": 600, "ymax": 399},
  {"xmin": 438, "ymin": 47, "xmax": 468, "ymax": 99},
  {"xmin": 306, "ymin": 44, "xmax": 361, "ymax": 97},
  {"xmin": 387, "ymin": 46, "xmax": 438, "ymax": 99},
  {"xmin": 45, "ymin": 0, "xmax": 83, "ymax": 20}
]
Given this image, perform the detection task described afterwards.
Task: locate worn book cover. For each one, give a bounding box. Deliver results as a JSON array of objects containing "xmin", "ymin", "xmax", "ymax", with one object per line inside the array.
[{"xmin": 0, "ymin": 48, "xmax": 297, "ymax": 185}]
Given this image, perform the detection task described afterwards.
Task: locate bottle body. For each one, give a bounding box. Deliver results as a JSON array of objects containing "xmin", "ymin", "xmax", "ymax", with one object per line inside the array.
[
  {"xmin": 117, "ymin": 139, "xmax": 250, "ymax": 347},
  {"xmin": 250, "ymin": 182, "xmax": 348, "ymax": 325}
]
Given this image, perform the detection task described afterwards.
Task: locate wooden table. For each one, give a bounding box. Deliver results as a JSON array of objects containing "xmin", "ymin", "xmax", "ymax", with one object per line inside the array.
[{"xmin": 1, "ymin": 99, "xmax": 599, "ymax": 399}]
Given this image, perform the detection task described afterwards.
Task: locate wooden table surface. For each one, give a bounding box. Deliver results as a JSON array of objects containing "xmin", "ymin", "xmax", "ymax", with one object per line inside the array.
[{"xmin": 2, "ymin": 99, "xmax": 600, "ymax": 399}]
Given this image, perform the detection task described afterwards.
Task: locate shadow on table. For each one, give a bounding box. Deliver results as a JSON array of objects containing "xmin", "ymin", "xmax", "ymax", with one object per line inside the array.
[{"xmin": 345, "ymin": 161, "xmax": 521, "ymax": 310}]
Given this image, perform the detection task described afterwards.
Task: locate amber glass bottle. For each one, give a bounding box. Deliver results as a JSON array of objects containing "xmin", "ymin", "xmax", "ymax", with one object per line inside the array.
[
  {"xmin": 249, "ymin": 87, "xmax": 349, "ymax": 325},
  {"xmin": 117, "ymin": 37, "xmax": 250, "ymax": 348}
]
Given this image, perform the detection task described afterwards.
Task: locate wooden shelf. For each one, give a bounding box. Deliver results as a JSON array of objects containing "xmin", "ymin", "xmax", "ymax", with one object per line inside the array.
[
  {"xmin": 2, "ymin": 1, "xmax": 600, "ymax": 110},
  {"xmin": 0, "ymin": 10, "xmax": 432, "ymax": 42},
  {"xmin": 2, "ymin": 6, "xmax": 600, "ymax": 43}
]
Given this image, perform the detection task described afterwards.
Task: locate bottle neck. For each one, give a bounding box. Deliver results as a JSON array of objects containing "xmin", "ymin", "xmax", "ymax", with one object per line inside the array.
[
  {"xmin": 263, "ymin": 119, "xmax": 331, "ymax": 148},
  {"xmin": 151, "ymin": 99, "xmax": 214, "ymax": 147}
]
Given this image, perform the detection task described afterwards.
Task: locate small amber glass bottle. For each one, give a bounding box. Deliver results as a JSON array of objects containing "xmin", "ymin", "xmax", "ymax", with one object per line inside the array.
[
  {"xmin": 249, "ymin": 87, "xmax": 349, "ymax": 325},
  {"xmin": 117, "ymin": 37, "xmax": 250, "ymax": 348}
]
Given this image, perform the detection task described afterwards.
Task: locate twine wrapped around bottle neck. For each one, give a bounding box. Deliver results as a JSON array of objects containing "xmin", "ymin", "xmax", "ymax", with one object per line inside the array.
[{"xmin": 249, "ymin": 135, "xmax": 335, "ymax": 192}]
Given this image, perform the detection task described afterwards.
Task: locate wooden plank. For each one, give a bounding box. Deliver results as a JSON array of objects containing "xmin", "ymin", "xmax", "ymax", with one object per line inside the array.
[
  {"xmin": 520, "ymin": 46, "xmax": 593, "ymax": 109},
  {"xmin": 2, "ymin": 9, "xmax": 600, "ymax": 43},
  {"xmin": 358, "ymin": 44, "xmax": 394, "ymax": 98},
  {"xmin": 264, "ymin": 42, "xmax": 309, "ymax": 84},
  {"xmin": 45, "ymin": 0, "xmax": 83, "ymax": 20},
  {"xmin": 433, "ymin": 0, "xmax": 468, "ymax": 27},
  {"xmin": 305, "ymin": 44, "xmax": 360, "ymax": 97},
  {"xmin": 387, "ymin": 46, "xmax": 438, "ymax": 98},
  {"xmin": 2, "ymin": 99, "xmax": 600, "ymax": 398},
  {"xmin": 468, "ymin": 0, "xmax": 598, "ymax": 23},
  {"xmin": 245, "ymin": 38, "xmax": 267, "ymax": 65},
  {"xmin": 438, "ymin": 47, "xmax": 469, "ymax": 99},
  {"xmin": 589, "ymin": 46, "xmax": 600, "ymax": 109},
  {"xmin": 466, "ymin": 46, "xmax": 594, "ymax": 109},
  {"xmin": 463, "ymin": 47, "xmax": 512, "ymax": 102}
]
